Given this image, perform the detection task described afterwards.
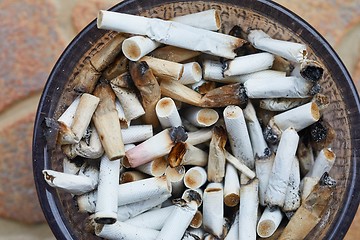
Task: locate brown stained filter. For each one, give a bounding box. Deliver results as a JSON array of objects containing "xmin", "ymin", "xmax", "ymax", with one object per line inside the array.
[
  {"xmin": 197, "ymin": 109, "xmax": 219, "ymax": 126},
  {"xmin": 168, "ymin": 142, "xmax": 187, "ymax": 168},
  {"xmin": 258, "ymin": 220, "xmax": 276, "ymax": 238},
  {"xmin": 124, "ymin": 42, "xmax": 141, "ymax": 60},
  {"xmin": 195, "ymin": 81, "xmax": 217, "ymax": 94},
  {"xmin": 311, "ymin": 102, "xmax": 320, "ymax": 121},
  {"xmin": 152, "ymin": 157, "xmax": 168, "ymax": 176},
  {"xmin": 224, "ymin": 193, "xmax": 240, "ymax": 207},
  {"xmin": 324, "ymin": 149, "xmax": 336, "ymax": 160},
  {"xmin": 205, "ymin": 188, "xmax": 222, "ymax": 193},
  {"xmin": 190, "ymin": 211, "xmax": 203, "ymax": 228}
]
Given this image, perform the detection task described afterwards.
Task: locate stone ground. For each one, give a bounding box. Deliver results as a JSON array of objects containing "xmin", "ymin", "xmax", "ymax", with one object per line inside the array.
[{"xmin": 0, "ymin": 0, "xmax": 359, "ymax": 239}]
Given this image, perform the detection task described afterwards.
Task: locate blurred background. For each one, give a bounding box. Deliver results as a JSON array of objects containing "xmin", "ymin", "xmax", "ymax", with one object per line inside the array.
[{"xmin": 0, "ymin": 0, "xmax": 359, "ymax": 239}]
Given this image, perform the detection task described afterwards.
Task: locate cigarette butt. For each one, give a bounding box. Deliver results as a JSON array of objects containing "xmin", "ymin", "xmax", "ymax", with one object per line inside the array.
[
  {"xmin": 71, "ymin": 93, "xmax": 100, "ymax": 141},
  {"xmin": 135, "ymin": 157, "xmax": 168, "ymax": 177},
  {"xmin": 42, "ymin": 169, "xmax": 97, "ymax": 195},
  {"xmin": 165, "ymin": 165, "xmax": 185, "ymax": 197},
  {"xmin": 272, "ymin": 101, "xmax": 320, "ymax": 133},
  {"xmin": 224, "ymin": 163, "xmax": 240, "ymax": 207},
  {"xmin": 306, "ymin": 148, "xmax": 336, "ymax": 178},
  {"xmin": 224, "ymin": 52, "xmax": 274, "ymax": 76},
  {"xmin": 117, "ymin": 176, "xmax": 172, "ymax": 206},
  {"xmin": 283, "ymin": 157, "xmax": 301, "ymax": 212},
  {"xmin": 224, "ymin": 211, "xmax": 239, "ymax": 240},
  {"xmin": 310, "ymin": 120, "xmax": 336, "ymax": 152},
  {"xmin": 150, "ymin": 45, "xmax": 201, "ymax": 63},
  {"xmin": 129, "ymin": 61, "xmax": 161, "ymax": 127},
  {"xmin": 160, "ymin": 78, "xmax": 203, "ymax": 106},
  {"xmin": 201, "ymin": 83, "xmax": 248, "ymax": 108},
  {"xmin": 301, "ymin": 176, "xmax": 319, "ymax": 202},
  {"xmin": 255, "ymin": 154, "xmax": 275, "ymax": 206},
  {"xmin": 178, "ymin": 62, "xmax": 202, "ymax": 85},
  {"xmin": 184, "ymin": 166, "xmax": 207, "ymax": 189},
  {"xmin": 248, "ymin": 29, "xmax": 307, "ymax": 63},
  {"xmin": 90, "ymin": 33, "xmax": 127, "ymax": 72},
  {"xmin": 168, "ymin": 142, "xmax": 208, "ymax": 167},
  {"xmin": 223, "ymin": 105, "xmax": 254, "ymax": 169},
  {"xmin": 58, "ymin": 96, "xmax": 81, "ymax": 127},
  {"xmin": 239, "ymin": 179, "xmax": 259, "ymax": 240},
  {"xmin": 77, "ymin": 191, "xmax": 97, "ymax": 213},
  {"xmin": 95, "ymin": 155, "xmax": 120, "ymax": 224},
  {"xmin": 291, "ymin": 59, "xmax": 324, "ymax": 82},
  {"xmin": 186, "ymin": 128, "xmax": 213, "ymax": 146},
  {"xmin": 157, "ymin": 201, "xmax": 198, "ymax": 240},
  {"xmin": 124, "ymin": 205, "xmax": 175, "ymax": 230},
  {"xmin": 259, "ymin": 97, "xmax": 310, "ymax": 112},
  {"xmin": 92, "ymin": 82, "xmax": 125, "ymax": 160},
  {"xmin": 72, "ymin": 60, "xmax": 101, "ymax": 93},
  {"xmin": 141, "ymin": 56, "xmax": 184, "ymax": 81},
  {"xmin": 265, "ymin": 128, "xmax": 299, "ymax": 208},
  {"xmin": 156, "ymin": 97, "xmax": 182, "ymax": 129},
  {"xmin": 122, "ymin": 36, "xmax": 161, "ymax": 61},
  {"xmin": 95, "ymin": 221, "xmax": 159, "ymax": 240},
  {"xmin": 170, "ymin": 9, "xmax": 221, "ymax": 31},
  {"xmin": 257, "ymin": 207, "xmax": 283, "ymax": 238},
  {"xmin": 121, "ymin": 125, "xmax": 153, "ymax": 144},
  {"xmin": 203, "ymin": 183, "xmax": 224, "ymax": 238},
  {"xmin": 208, "ymin": 126, "xmax": 227, "ymax": 182},
  {"xmin": 182, "ymin": 106, "xmax": 219, "ymax": 127}
]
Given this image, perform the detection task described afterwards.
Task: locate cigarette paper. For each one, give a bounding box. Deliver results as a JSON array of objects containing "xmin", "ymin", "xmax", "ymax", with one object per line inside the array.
[
  {"xmin": 283, "ymin": 157, "xmax": 301, "ymax": 212},
  {"xmin": 224, "ymin": 151, "xmax": 256, "ymax": 179},
  {"xmin": 124, "ymin": 205, "xmax": 175, "ymax": 230},
  {"xmin": 90, "ymin": 33, "xmax": 127, "ymax": 72},
  {"xmin": 244, "ymin": 76, "xmax": 314, "ymax": 99},
  {"xmin": 182, "ymin": 106, "xmax": 219, "ymax": 127},
  {"xmin": 265, "ymin": 128, "xmax": 299, "ymax": 208},
  {"xmin": 234, "ymin": 69, "xmax": 286, "ymax": 83},
  {"xmin": 203, "ymin": 183, "xmax": 224, "ymax": 238},
  {"xmin": 95, "ymin": 155, "xmax": 120, "ymax": 224},
  {"xmin": 92, "ymin": 82, "xmax": 125, "ymax": 160},
  {"xmin": 184, "ymin": 166, "xmax": 207, "ymax": 189},
  {"xmin": 117, "ymin": 193, "xmax": 171, "ymax": 221},
  {"xmin": 224, "ymin": 211, "xmax": 239, "ymax": 240},
  {"xmin": 278, "ymin": 176, "xmax": 334, "ymax": 239},
  {"xmin": 259, "ymin": 98, "xmax": 310, "ymax": 111},
  {"xmin": 102, "ymin": 55, "xmax": 128, "ymax": 81},
  {"xmin": 208, "ymin": 126, "xmax": 227, "ymax": 182},
  {"xmin": 110, "ymin": 73, "xmax": 145, "ymax": 121},
  {"xmin": 72, "ymin": 60, "xmax": 101, "ymax": 93},
  {"xmin": 140, "ymin": 56, "xmax": 184, "ymax": 81},
  {"xmin": 70, "ymin": 93, "xmax": 99, "ymax": 142},
  {"xmin": 257, "ymin": 207, "xmax": 283, "ymax": 238},
  {"xmin": 119, "ymin": 171, "xmax": 149, "ymax": 184},
  {"xmin": 122, "ymin": 36, "xmax": 161, "ymax": 61},
  {"xmin": 272, "ymin": 101, "xmax": 320, "ymax": 132},
  {"xmin": 224, "ymin": 163, "xmax": 240, "ymax": 207},
  {"xmin": 77, "ymin": 191, "xmax": 97, "ymax": 213},
  {"xmin": 157, "ymin": 201, "xmax": 198, "ymax": 240},
  {"xmin": 178, "ymin": 62, "xmax": 202, "ymax": 85},
  {"xmin": 223, "ymin": 105, "xmax": 254, "ymax": 169},
  {"xmin": 186, "ymin": 128, "xmax": 213, "ymax": 146},
  {"xmin": 307, "ymin": 147, "xmax": 336, "ymax": 176},
  {"xmin": 255, "ymin": 155, "xmax": 275, "ymax": 206},
  {"xmin": 58, "ymin": 96, "xmax": 80, "ymax": 127},
  {"xmin": 129, "ymin": 61, "xmax": 161, "ymax": 127},
  {"xmin": 248, "ymin": 30, "xmax": 307, "ymax": 63},
  {"xmin": 168, "ymin": 142, "xmax": 208, "ymax": 167},
  {"xmin": 42, "ymin": 170, "xmax": 97, "ymax": 195},
  {"xmin": 238, "ymin": 179, "xmax": 259, "ymax": 240},
  {"xmin": 126, "ymin": 127, "xmax": 187, "ymax": 167},
  {"xmin": 97, "ymin": 11, "xmax": 246, "ymax": 59},
  {"xmin": 150, "ymin": 45, "xmax": 201, "ymax": 63},
  {"xmin": 170, "ymin": 9, "xmax": 221, "ymax": 31},
  {"xmin": 243, "ymin": 101, "xmax": 269, "ymax": 158},
  {"xmin": 224, "ymin": 52, "xmax": 274, "ymax": 76},
  {"xmin": 121, "ymin": 125, "xmax": 153, "ymax": 144},
  {"xmin": 156, "ymin": 97, "xmax": 182, "ymax": 129},
  {"xmin": 160, "ymin": 78, "xmax": 203, "ymax": 106},
  {"xmin": 301, "ymin": 176, "xmax": 319, "ymax": 202},
  {"xmin": 202, "ymin": 59, "xmax": 241, "ymax": 83},
  {"xmin": 117, "ymin": 176, "xmax": 171, "ymax": 206},
  {"xmin": 182, "ymin": 188, "xmax": 203, "ymax": 207},
  {"xmin": 135, "ymin": 157, "xmax": 168, "ymax": 177},
  {"xmin": 95, "ymin": 221, "xmax": 159, "ymax": 240},
  {"xmin": 115, "ymin": 100, "xmax": 130, "ymax": 128}
]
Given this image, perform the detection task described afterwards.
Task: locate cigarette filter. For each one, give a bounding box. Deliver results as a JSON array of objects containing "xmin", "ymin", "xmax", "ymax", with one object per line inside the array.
[{"xmin": 203, "ymin": 183, "xmax": 224, "ymax": 238}]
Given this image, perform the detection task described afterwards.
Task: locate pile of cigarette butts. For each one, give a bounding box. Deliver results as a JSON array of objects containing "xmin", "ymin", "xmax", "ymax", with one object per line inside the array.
[{"xmin": 43, "ymin": 8, "xmax": 338, "ymax": 240}]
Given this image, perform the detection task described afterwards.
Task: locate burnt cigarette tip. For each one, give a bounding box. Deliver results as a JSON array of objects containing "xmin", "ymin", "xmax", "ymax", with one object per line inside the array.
[
  {"xmin": 263, "ymin": 126, "xmax": 279, "ymax": 144},
  {"xmin": 170, "ymin": 126, "xmax": 188, "ymax": 143},
  {"xmin": 95, "ymin": 217, "xmax": 117, "ymax": 225},
  {"xmin": 301, "ymin": 65, "xmax": 324, "ymax": 82},
  {"xmin": 319, "ymin": 172, "xmax": 336, "ymax": 187}
]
